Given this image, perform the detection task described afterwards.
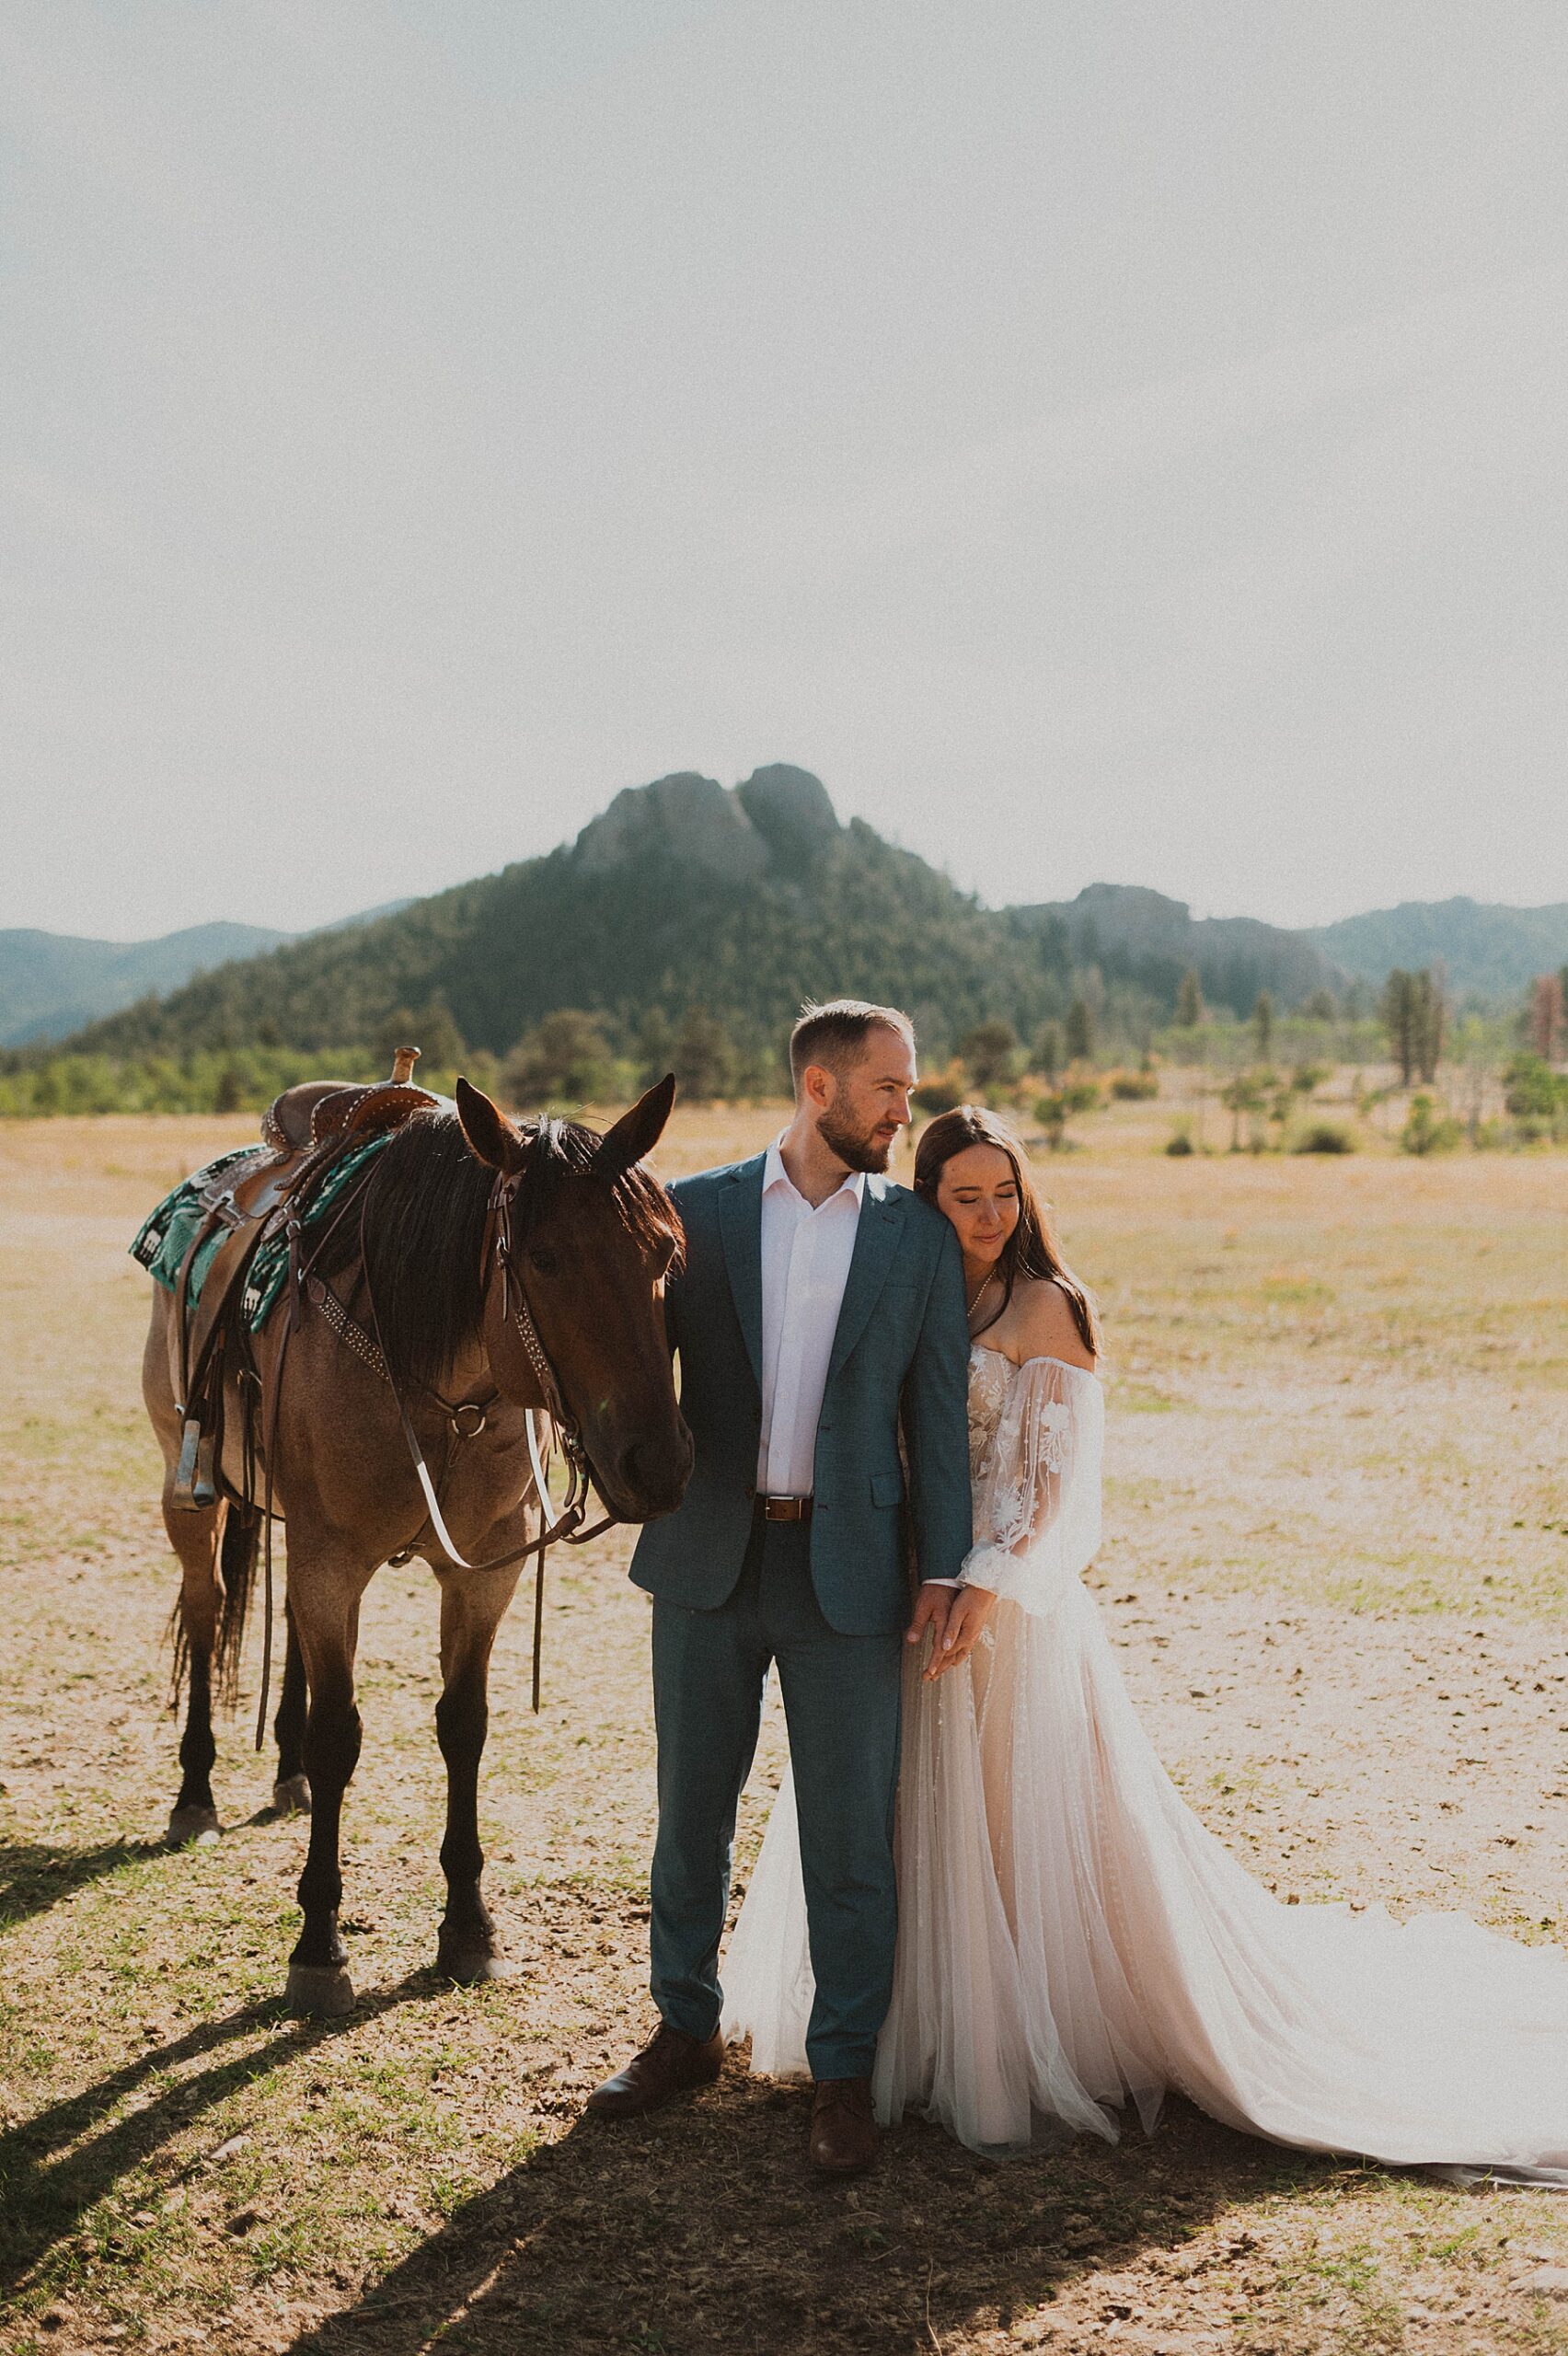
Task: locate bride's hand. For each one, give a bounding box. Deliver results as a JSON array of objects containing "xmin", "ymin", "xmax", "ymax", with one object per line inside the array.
[{"xmin": 924, "ymin": 1584, "xmax": 997, "ymax": 1679}]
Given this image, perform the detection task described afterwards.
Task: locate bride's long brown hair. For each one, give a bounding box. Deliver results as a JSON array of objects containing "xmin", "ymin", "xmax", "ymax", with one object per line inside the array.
[{"xmin": 913, "ymin": 1105, "xmax": 1101, "ymax": 1355}]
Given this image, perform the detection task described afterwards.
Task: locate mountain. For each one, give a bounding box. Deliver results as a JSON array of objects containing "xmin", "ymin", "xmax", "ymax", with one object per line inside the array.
[
  {"xmin": 29, "ymin": 773, "xmax": 1560, "ymax": 1073},
  {"xmin": 0, "ymin": 921, "xmax": 292, "ymax": 1047},
  {"xmin": 0, "ymin": 901, "xmax": 415, "ymax": 1047},
  {"xmin": 47, "ymin": 768, "xmax": 1078, "ymax": 1069},
  {"xmin": 1013, "ymin": 884, "xmax": 1345, "ymax": 1014},
  {"xmin": 1309, "ymin": 898, "xmax": 1568, "ymax": 999}
]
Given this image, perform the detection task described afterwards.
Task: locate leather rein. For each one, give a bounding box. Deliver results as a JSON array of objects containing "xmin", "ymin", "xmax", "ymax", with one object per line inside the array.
[
  {"xmin": 249, "ymin": 1146, "xmax": 618, "ymax": 1746},
  {"xmin": 370, "ymin": 1167, "xmax": 617, "ymax": 1582}
]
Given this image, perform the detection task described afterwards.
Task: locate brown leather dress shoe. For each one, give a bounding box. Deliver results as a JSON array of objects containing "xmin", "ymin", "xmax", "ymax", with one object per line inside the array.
[
  {"xmin": 586, "ymin": 2022, "xmax": 724, "ymax": 2118},
  {"xmin": 809, "ymin": 2075, "xmax": 881, "ymax": 2174}
]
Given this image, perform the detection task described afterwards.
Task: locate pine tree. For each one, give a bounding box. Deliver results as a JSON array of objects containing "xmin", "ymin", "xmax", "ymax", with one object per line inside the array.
[
  {"xmin": 1252, "ymin": 990, "xmax": 1274, "ymax": 1058},
  {"xmin": 673, "ymin": 1007, "xmax": 733, "ymax": 1103},
  {"xmin": 1065, "ymin": 996, "xmax": 1094, "ymax": 1064},
  {"xmin": 959, "ymin": 1020, "xmax": 1019, "ymax": 1091},
  {"xmin": 1412, "ymin": 969, "xmax": 1444, "ymax": 1084},
  {"xmin": 1381, "ymin": 971, "xmax": 1417, "ymax": 1085},
  {"xmin": 1175, "ymin": 968, "xmax": 1204, "ymax": 1027},
  {"xmin": 502, "ymin": 1010, "xmax": 617, "ymax": 1105}
]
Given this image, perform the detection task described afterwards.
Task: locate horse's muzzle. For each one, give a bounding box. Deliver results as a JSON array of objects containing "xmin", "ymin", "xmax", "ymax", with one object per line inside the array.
[{"xmin": 598, "ymin": 1426, "xmax": 695, "ymax": 1523}]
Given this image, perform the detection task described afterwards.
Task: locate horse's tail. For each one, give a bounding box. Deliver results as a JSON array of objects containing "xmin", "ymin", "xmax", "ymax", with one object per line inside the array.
[{"xmin": 213, "ymin": 1501, "xmax": 260, "ymax": 1711}]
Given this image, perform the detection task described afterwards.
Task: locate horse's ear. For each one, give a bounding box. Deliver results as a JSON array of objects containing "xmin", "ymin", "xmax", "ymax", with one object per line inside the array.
[
  {"xmin": 597, "ymin": 1072, "xmax": 676, "ymax": 1182},
  {"xmin": 455, "ymin": 1076, "xmax": 525, "ymax": 1172}
]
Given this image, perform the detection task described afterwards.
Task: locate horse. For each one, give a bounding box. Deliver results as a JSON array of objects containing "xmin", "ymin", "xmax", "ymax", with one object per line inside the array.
[{"xmin": 140, "ymin": 1073, "xmax": 692, "ymax": 2015}]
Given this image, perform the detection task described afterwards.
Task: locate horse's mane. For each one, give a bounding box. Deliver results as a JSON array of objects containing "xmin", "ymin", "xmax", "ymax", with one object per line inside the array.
[{"xmin": 354, "ymin": 1107, "xmax": 682, "ymax": 1396}]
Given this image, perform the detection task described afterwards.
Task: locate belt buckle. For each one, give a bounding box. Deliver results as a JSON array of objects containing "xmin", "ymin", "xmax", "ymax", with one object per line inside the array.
[{"xmin": 763, "ymin": 1495, "xmax": 809, "ymax": 1523}]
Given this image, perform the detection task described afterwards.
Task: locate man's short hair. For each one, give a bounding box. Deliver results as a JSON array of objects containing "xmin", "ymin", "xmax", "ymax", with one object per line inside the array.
[{"xmin": 788, "ymin": 999, "xmax": 915, "ymax": 1092}]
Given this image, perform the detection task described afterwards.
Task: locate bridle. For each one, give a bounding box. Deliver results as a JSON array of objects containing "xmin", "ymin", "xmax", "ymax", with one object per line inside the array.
[
  {"xmin": 248, "ymin": 1139, "xmax": 626, "ymax": 1747},
  {"xmin": 363, "ymin": 1161, "xmax": 617, "ymax": 1709},
  {"xmin": 483, "ymin": 1162, "xmax": 612, "ymax": 1556}
]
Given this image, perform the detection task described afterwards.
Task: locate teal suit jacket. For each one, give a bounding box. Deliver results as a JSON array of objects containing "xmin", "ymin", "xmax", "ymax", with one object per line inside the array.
[{"xmin": 629, "ymin": 1153, "xmax": 974, "ymax": 1635}]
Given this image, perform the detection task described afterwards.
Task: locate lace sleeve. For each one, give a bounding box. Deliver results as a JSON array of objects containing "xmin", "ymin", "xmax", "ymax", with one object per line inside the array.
[{"xmin": 959, "ymin": 1357, "xmax": 1103, "ymax": 1617}]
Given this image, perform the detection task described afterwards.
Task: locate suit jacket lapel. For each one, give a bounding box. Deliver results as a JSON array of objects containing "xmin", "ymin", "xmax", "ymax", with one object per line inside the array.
[
  {"xmin": 718, "ymin": 1155, "xmax": 766, "ymax": 1392},
  {"xmin": 827, "ymin": 1176, "xmax": 905, "ymax": 1382}
]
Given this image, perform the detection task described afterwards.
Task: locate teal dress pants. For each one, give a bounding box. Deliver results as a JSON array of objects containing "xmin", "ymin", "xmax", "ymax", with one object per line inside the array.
[{"xmin": 649, "ymin": 1507, "xmax": 905, "ymax": 2079}]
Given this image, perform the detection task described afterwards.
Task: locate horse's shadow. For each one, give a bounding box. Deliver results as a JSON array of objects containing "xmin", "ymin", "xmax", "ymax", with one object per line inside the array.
[
  {"xmin": 275, "ymin": 2072, "xmax": 1338, "ymax": 2356},
  {"xmin": 0, "ymin": 1972, "xmax": 434, "ymax": 2297},
  {"xmin": 0, "ymin": 1838, "xmax": 159, "ymax": 1934}
]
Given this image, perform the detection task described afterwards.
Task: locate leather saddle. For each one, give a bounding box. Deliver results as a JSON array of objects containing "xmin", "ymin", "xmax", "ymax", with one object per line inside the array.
[
  {"xmin": 171, "ymin": 1047, "xmax": 438, "ymax": 1507},
  {"xmin": 260, "ymin": 1062, "xmax": 438, "ymax": 1157}
]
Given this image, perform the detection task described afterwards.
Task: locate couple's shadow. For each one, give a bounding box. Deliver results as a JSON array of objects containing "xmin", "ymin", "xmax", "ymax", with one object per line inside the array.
[{"xmin": 281, "ymin": 2056, "xmax": 1333, "ymax": 2355}]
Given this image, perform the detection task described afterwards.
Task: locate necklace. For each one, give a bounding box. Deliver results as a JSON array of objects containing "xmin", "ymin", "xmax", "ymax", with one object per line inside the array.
[{"xmin": 965, "ymin": 1268, "xmax": 999, "ymax": 1320}]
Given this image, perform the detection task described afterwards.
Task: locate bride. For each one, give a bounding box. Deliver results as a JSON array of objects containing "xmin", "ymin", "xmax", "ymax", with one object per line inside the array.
[{"xmin": 722, "ymin": 1104, "xmax": 1568, "ymax": 2175}]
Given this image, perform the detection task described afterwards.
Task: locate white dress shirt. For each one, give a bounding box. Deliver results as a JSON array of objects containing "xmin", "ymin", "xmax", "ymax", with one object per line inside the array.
[{"xmin": 756, "ymin": 1138, "xmax": 864, "ymax": 1496}]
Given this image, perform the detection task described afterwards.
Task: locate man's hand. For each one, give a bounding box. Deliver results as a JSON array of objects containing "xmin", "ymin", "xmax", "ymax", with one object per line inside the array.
[
  {"xmin": 905, "ymin": 1581, "xmax": 954, "ymax": 1657},
  {"xmin": 921, "ymin": 1584, "xmax": 997, "ymax": 1680}
]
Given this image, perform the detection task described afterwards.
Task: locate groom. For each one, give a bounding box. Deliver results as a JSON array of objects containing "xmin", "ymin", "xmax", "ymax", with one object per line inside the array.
[{"xmin": 588, "ymin": 999, "xmax": 973, "ymax": 2173}]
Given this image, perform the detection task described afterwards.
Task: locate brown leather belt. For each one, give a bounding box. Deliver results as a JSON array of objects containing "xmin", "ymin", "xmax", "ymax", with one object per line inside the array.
[{"xmin": 760, "ymin": 1495, "xmax": 813, "ymax": 1523}]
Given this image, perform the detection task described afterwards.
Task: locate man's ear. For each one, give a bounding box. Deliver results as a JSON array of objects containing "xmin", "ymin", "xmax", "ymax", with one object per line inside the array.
[
  {"xmin": 455, "ymin": 1076, "xmax": 525, "ymax": 1172},
  {"xmin": 801, "ymin": 1060, "xmax": 836, "ymax": 1114}
]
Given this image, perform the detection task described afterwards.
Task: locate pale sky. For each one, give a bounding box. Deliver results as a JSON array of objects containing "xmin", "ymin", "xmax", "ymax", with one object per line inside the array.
[{"xmin": 4, "ymin": 2, "xmax": 1566, "ymax": 941}]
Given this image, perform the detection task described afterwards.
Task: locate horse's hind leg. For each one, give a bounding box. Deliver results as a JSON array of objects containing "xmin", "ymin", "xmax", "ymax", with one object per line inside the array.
[
  {"xmin": 271, "ymin": 1599, "xmax": 311, "ymax": 1816},
  {"xmin": 434, "ymin": 1566, "xmax": 521, "ymax": 1982},
  {"xmin": 285, "ymin": 1558, "xmax": 367, "ymax": 2016},
  {"xmin": 163, "ymin": 1497, "xmax": 225, "ymax": 1844}
]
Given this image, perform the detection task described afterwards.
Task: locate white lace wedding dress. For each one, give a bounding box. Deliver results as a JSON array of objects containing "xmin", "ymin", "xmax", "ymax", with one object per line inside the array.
[{"xmin": 721, "ymin": 1345, "xmax": 1568, "ymax": 2175}]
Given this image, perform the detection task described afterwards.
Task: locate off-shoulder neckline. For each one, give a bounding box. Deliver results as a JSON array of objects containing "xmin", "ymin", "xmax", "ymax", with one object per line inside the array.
[{"xmin": 969, "ymin": 1342, "xmax": 1101, "ymax": 1383}]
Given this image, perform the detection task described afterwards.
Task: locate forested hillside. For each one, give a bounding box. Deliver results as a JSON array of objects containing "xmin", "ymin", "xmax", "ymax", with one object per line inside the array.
[
  {"xmin": 1016, "ymin": 884, "xmax": 1343, "ymax": 1019},
  {"xmin": 41, "ymin": 768, "xmax": 1340, "ymax": 1079},
  {"xmin": 0, "ymin": 920, "xmax": 291, "ymax": 1046},
  {"xmin": 1310, "ymin": 898, "xmax": 1568, "ymax": 999}
]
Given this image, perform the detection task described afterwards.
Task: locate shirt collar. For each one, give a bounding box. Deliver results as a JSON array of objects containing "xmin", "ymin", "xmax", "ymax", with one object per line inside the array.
[{"xmin": 763, "ymin": 1135, "xmax": 866, "ymax": 1211}]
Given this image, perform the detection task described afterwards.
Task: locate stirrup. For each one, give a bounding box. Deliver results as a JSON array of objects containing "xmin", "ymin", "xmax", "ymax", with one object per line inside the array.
[{"xmin": 173, "ymin": 1415, "xmax": 217, "ymax": 1511}]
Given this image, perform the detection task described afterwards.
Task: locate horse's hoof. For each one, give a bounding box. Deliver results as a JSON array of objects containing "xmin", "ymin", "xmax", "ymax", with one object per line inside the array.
[
  {"xmin": 437, "ymin": 1945, "xmax": 515, "ymax": 1986},
  {"xmin": 166, "ymin": 1805, "xmax": 221, "ymax": 1847},
  {"xmin": 285, "ymin": 1963, "xmax": 356, "ymax": 2018},
  {"xmin": 271, "ymin": 1775, "xmax": 311, "ymax": 1816}
]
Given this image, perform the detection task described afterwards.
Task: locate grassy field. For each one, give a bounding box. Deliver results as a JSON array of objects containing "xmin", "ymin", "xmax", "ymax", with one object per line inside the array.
[{"xmin": 2, "ymin": 1102, "xmax": 1567, "ymax": 2356}]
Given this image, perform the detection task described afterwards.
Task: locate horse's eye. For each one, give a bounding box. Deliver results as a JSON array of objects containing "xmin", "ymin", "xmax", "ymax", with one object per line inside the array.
[{"xmin": 528, "ymin": 1245, "xmax": 562, "ymax": 1278}]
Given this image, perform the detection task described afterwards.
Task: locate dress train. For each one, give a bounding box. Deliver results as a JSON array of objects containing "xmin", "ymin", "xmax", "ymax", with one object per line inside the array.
[{"xmin": 721, "ymin": 1351, "xmax": 1568, "ymax": 2177}]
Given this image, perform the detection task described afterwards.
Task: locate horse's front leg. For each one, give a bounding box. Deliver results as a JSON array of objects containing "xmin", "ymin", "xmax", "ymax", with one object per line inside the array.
[
  {"xmin": 434, "ymin": 1563, "xmax": 522, "ymax": 1982},
  {"xmin": 285, "ymin": 1555, "xmax": 370, "ymax": 2016}
]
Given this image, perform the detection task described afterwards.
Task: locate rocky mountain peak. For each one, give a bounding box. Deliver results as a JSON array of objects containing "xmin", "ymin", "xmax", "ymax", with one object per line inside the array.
[
  {"xmin": 571, "ymin": 764, "xmax": 840, "ymax": 885},
  {"xmin": 1066, "ymin": 884, "xmax": 1194, "ymax": 949},
  {"xmin": 571, "ymin": 771, "xmax": 769, "ymax": 884},
  {"xmin": 735, "ymin": 765, "xmax": 840, "ymax": 869}
]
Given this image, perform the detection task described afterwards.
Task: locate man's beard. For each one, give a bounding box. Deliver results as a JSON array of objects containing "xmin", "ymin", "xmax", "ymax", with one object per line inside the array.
[{"xmin": 819, "ymin": 1107, "xmax": 894, "ymax": 1173}]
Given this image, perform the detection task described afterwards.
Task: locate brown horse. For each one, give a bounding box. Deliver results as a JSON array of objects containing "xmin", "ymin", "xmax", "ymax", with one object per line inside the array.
[{"xmin": 141, "ymin": 1075, "xmax": 691, "ymax": 2015}]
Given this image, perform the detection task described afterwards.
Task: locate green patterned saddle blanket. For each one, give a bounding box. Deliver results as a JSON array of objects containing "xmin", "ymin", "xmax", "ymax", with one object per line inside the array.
[{"xmin": 130, "ymin": 1134, "xmax": 392, "ymax": 1331}]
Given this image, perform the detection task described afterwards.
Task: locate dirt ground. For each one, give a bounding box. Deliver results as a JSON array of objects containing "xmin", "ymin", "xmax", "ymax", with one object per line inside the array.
[{"xmin": 2, "ymin": 1103, "xmax": 1567, "ymax": 2355}]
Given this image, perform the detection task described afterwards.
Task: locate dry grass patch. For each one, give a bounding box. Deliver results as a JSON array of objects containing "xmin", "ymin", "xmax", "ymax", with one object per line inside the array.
[{"xmin": 1, "ymin": 1113, "xmax": 1565, "ymax": 2352}]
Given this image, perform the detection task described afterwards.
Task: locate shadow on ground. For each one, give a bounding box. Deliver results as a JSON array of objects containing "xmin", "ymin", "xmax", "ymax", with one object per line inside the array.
[
  {"xmin": 0, "ymin": 1973, "xmax": 437, "ymax": 2296},
  {"xmin": 0, "ymin": 1838, "xmax": 158, "ymax": 1934},
  {"xmin": 282, "ymin": 2068, "xmax": 1333, "ymax": 2355}
]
